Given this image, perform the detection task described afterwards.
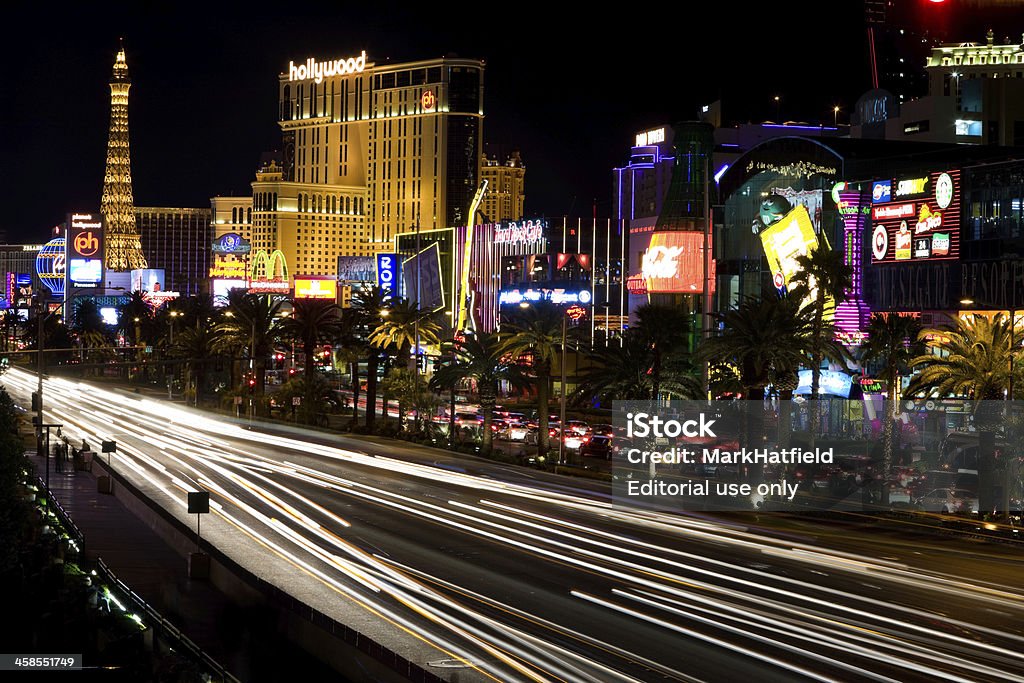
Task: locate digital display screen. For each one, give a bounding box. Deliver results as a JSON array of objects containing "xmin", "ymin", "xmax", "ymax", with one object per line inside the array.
[{"xmin": 870, "ymin": 170, "xmax": 960, "ymax": 264}]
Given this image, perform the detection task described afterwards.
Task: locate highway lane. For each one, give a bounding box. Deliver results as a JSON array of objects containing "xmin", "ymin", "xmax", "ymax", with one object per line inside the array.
[{"xmin": 10, "ymin": 368, "xmax": 1024, "ymax": 683}]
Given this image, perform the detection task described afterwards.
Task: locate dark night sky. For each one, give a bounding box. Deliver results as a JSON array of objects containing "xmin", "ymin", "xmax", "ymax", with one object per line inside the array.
[{"xmin": 4, "ymin": 1, "xmax": 1018, "ymax": 244}]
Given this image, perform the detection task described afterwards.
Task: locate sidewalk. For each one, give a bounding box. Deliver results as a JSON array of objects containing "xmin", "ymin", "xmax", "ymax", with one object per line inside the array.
[{"xmin": 28, "ymin": 453, "xmax": 340, "ymax": 683}]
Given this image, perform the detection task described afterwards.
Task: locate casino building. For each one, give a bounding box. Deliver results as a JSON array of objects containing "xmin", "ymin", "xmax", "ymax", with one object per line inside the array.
[{"xmin": 251, "ymin": 52, "xmax": 485, "ymax": 278}]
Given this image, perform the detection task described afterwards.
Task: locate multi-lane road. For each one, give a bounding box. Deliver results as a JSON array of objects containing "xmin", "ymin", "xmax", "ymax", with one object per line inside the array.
[{"xmin": 9, "ymin": 367, "xmax": 1024, "ymax": 682}]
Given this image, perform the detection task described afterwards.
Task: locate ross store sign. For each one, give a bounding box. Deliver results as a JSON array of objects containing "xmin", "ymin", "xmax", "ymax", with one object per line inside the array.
[
  {"xmin": 494, "ymin": 219, "xmax": 545, "ymax": 245},
  {"xmin": 377, "ymin": 253, "xmax": 398, "ymax": 299},
  {"xmin": 288, "ymin": 52, "xmax": 367, "ymax": 83}
]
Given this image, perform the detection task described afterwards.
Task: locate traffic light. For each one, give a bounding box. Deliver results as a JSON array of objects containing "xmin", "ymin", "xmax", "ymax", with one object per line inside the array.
[
  {"xmin": 31, "ymin": 392, "xmax": 40, "ymax": 412},
  {"xmin": 247, "ymin": 376, "xmax": 256, "ymax": 394},
  {"xmin": 288, "ymin": 368, "xmax": 296, "ymax": 377}
]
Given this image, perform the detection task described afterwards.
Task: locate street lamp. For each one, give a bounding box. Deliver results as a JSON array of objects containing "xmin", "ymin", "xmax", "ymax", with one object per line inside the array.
[{"xmin": 833, "ymin": 105, "xmax": 840, "ymax": 126}]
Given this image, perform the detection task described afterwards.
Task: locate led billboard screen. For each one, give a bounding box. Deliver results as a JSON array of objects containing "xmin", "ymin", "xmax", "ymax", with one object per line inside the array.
[
  {"xmin": 294, "ymin": 276, "xmax": 338, "ymax": 300},
  {"xmin": 640, "ymin": 231, "xmax": 714, "ymax": 294},
  {"xmin": 870, "ymin": 170, "xmax": 960, "ymax": 265}
]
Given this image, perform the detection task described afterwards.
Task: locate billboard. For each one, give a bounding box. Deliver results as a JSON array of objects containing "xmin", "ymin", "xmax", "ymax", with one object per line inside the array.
[
  {"xmin": 294, "ymin": 276, "xmax": 339, "ymax": 300},
  {"xmin": 870, "ymin": 170, "xmax": 960, "ymax": 265},
  {"xmin": 759, "ymin": 204, "xmax": 820, "ymax": 291},
  {"xmin": 337, "ymin": 256, "xmax": 376, "ymax": 283},
  {"xmin": 498, "ymin": 287, "xmax": 593, "ymax": 306},
  {"xmin": 212, "ymin": 278, "xmax": 249, "ymax": 304},
  {"xmin": 131, "ymin": 268, "xmax": 166, "ymax": 293},
  {"xmin": 67, "ymin": 213, "xmax": 104, "ymax": 290},
  {"xmin": 402, "ymin": 243, "xmax": 445, "ymax": 311},
  {"xmin": 639, "ymin": 231, "xmax": 714, "ymax": 294}
]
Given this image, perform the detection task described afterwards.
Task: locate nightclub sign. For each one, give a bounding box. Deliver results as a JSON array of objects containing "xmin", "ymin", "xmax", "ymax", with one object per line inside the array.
[
  {"xmin": 870, "ymin": 170, "xmax": 960, "ymax": 265},
  {"xmin": 498, "ymin": 287, "xmax": 593, "ymax": 306}
]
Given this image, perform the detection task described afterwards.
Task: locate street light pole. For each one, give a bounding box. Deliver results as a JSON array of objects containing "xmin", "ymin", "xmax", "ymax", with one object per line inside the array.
[{"xmin": 559, "ymin": 313, "xmax": 567, "ymax": 466}]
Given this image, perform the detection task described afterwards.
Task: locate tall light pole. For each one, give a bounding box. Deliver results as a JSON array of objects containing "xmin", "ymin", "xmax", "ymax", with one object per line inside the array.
[
  {"xmin": 833, "ymin": 105, "xmax": 840, "ymax": 126},
  {"xmin": 559, "ymin": 312, "xmax": 567, "ymax": 466}
]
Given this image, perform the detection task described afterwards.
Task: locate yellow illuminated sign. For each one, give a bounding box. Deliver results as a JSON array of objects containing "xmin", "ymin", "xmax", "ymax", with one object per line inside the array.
[
  {"xmin": 294, "ymin": 277, "xmax": 338, "ymax": 300},
  {"xmin": 209, "ymin": 259, "xmax": 247, "ymax": 278},
  {"xmin": 759, "ymin": 204, "xmax": 833, "ymax": 320}
]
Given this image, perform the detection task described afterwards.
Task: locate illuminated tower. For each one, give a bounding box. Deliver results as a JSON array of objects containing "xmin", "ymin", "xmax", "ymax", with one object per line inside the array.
[{"xmin": 101, "ymin": 42, "xmax": 147, "ymax": 271}]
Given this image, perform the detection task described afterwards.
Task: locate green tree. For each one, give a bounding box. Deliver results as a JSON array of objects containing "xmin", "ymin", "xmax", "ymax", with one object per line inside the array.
[
  {"xmin": 280, "ymin": 299, "xmax": 344, "ymax": 380},
  {"xmin": 633, "ymin": 303, "xmax": 692, "ymax": 400},
  {"xmin": 861, "ymin": 312, "xmax": 925, "ymax": 498},
  {"xmin": 350, "ymin": 286, "xmax": 390, "ymax": 428},
  {"xmin": 218, "ymin": 291, "xmax": 287, "ymax": 413},
  {"xmin": 501, "ymin": 302, "xmax": 573, "ymax": 457},
  {"xmin": 430, "ymin": 332, "xmax": 531, "ymax": 452},
  {"xmin": 789, "ymin": 244, "xmax": 853, "ymax": 445},
  {"xmin": 575, "ymin": 332, "xmax": 702, "ymax": 405},
  {"xmin": 906, "ymin": 313, "xmax": 1019, "ymax": 513},
  {"xmin": 369, "ymin": 300, "xmax": 441, "ymax": 370},
  {"xmin": 699, "ymin": 294, "xmax": 814, "ymax": 401},
  {"xmin": 170, "ymin": 325, "xmax": 221, "ymax": 406}
]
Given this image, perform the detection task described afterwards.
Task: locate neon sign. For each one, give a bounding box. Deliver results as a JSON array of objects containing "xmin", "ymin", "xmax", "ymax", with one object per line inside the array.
[
  {"xmin": 498, "ymin": 288, "xmax": 592, "ymax": 306},
  {"xmin": 494, "ymin": 220, "xmax": 545, "ymax": 245},
  {"xmin": 377, "ymin": 253, "xmax": 398, "ymax": 300},
  {"xmin": 288, "ymin": 52, "xmax": 367, "ymax": 83},
  {"xmin": 895, "ymin": 177, "xmax": 929, "ymax": 198},
  {"xmin": 212, "ymin": 233, "xmax": 251, "ymax": 254},
  {"xmin": 635, "ymin": 127, "xmax": 666, "ymax": 147},
  {"xmin": 565, "ymin": 304, "xmax": 587, "ymax": 321}
]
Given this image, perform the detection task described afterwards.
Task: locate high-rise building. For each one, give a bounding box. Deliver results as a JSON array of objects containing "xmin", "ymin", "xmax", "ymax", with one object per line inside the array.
[
  {"xmin": 613, "ymin": 125, "xmax": 676, "ymax": 233},
  {"xmin": 136, "ymin": 207, "xmax": 213, "ymax": 295},
  {"xmin": 252, "ymin": 53, "xmax": 485, "ymax": 277},
  {"xmin": 101, "ymin": 43, "xmax": 147, "ymax": 271},
  {"xmin": 479, "ymin": 151, "xmax": 525, "ymax": 222}
]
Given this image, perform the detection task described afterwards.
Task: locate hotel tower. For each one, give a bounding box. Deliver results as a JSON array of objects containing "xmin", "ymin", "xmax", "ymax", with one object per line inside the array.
[{"xmin": 251, "ymin": 52, "xmax": 485, "ymax": 277}]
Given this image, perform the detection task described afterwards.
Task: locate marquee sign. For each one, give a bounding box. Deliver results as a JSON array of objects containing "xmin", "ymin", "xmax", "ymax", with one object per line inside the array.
[
  {"xmin": 870, "ymin": 169, "xmax": 960, "ymax": 264},
  {"xmin": 67, "ymin": 213, "xmax": 104, "ymax": 288}
]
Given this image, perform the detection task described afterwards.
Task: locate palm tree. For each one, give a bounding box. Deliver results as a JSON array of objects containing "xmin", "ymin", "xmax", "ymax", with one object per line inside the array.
[
  {"xmin": 789, "ymin": 244, "xmax": 853, "ymax": 445},
  {"xmin": 280, "ymin": 299, "xmax": 343, "ymax": 380},
  {"xmin": 335, "ymin": 307, "xmax": 369, "ymax": 421},
  {"xmin": 350, "ymin": 285, "xmax": 391, "ymax": 428},
  {"xmin": 218, "ymin": 291, "xmax": 287, "ymax": 413},
  {"xmin": 699, "ymin": 294, "xmax": 814, "ymax": 401},
  {"xmin": 633, "ymin": 303, "xmax": 692, "ymax": 401},
  {"xmin": 170, "ymin": 325, "xmax": 221, "ymax": 406},
  {"xmin": 368, "ymin": 300, "xmax": 441, "ymax": 370},
  {"xmin": 575, "ymin": 331, "xmax": 702, "ymax": 405},
  {"xmin": 430, "ymin": 332, "xmax": 531, "ymax": 452},
  {"xmin": 861, "ymin": 312, "xmax": 925, "ymax": 498},
  {"xmin": 71, "ymin": 299, "xmax": 112, "ymax": 376},
  {"xmin": 906, "ymin": 313, "xmax": 1020, "ymax": 513},
  {"xmin": 501, "ymin": 302, "xmax": 572, "ymax": 457}
]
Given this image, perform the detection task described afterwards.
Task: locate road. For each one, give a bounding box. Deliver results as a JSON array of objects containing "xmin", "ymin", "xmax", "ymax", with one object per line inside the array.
[{"xmin": 10, "ymin": 367, "xmax": 1024, "ymax": 683}]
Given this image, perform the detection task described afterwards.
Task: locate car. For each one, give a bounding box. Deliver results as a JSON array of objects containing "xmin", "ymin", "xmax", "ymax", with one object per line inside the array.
[
  {"xmin": 580, "ymin": 434, "xmax": 612, "ymax": 458},
  {"xmin": 506, "ymin": 420, "xmax": 530, "ymax": 441},
  {"xmin": 565, "ymin": 420, "xmax": 590, "ymax": 436},
  {"xmin": 564, "ymin": 432, "xmax": 588, "ymax": 450},
  {"xmin": 590, "ymin": 423, "xmax": 614, "ymax": 437},
  {"xmin": 919, "ymin": 487, "xmax": 979, "ymax": 514}
]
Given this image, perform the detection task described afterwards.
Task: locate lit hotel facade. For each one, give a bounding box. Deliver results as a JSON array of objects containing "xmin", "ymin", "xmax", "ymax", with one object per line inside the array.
[{"xmin": 251, "ymin": 52, "xmax": 485, "ymax": 277}]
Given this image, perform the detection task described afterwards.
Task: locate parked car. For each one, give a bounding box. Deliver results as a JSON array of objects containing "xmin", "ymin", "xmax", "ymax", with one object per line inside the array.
[{"xmin": 580, "ymin": 434, "xmax": 612, "ymax": 459}]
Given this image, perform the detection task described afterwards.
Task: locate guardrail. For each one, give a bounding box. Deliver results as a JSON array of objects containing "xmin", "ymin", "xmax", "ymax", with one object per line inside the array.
[{"xmin": 35, "ymin": 474, "xmax": 240, "ymax": 683}]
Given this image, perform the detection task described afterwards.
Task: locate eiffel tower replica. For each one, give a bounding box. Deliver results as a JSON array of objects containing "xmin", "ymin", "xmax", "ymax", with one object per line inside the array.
[{"xmin": 101, "ymin": 41, "xmax": 147, "ymax": 271}]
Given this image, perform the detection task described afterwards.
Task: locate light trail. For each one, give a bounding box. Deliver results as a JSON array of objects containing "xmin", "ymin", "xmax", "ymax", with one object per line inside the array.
[{"xmin": 9, "ymin": 367, "xmax": 1024, "ymax": 683}]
